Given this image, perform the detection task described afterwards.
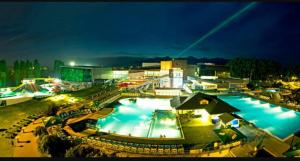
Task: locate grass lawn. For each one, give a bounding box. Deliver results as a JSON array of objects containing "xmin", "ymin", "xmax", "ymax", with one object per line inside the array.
[
  {"xmin": 181, "ymin": 125, "xmax": 220, "ymax": 145},
  {"xmin": 0, "ymin": 99, "xmax": 52, "ymax": 129},
  {"xmin": 66, "ymin": 85, "xmax": 113, "ymax": 98},
  {"xmin": 0, "ymin": 85, "xmax": 109, "ymax": 129}
]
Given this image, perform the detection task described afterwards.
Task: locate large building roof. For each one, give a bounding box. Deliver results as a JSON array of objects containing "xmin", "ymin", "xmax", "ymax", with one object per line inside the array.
[{"xmin": 173, "ymin": 92, "xmax": 240, "ymax": 114}]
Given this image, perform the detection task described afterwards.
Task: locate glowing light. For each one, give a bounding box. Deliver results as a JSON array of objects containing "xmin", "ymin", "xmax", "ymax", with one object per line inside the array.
[
  {"xmin": 264, "ymin": 127, "xmax": 274, "ymax": 133},
  {"xmin": 150, "ymin": 129, "xmax": 181, "ymax": 138},
  {"xmin": 278, "ymin": 111, "xmax": 296, "ymax": 118},
  {"xmin": 118, "ymin": 106, "xmax": 136, "ymax": 113},
  {"xmin": 238, "ymin": 114, "xmax": 244, "ymax": 118},
  {"xmin": 96, "ymin": 98, "xmax": 181, "ymax": 138},
  {"xmin": 252, "ymin": 100, "xmax": 261, "ymax": 105},
  {"xmin": 112, "ymin": 117, "xmax": 121, "ymax": 121},
  {"xmin": 132, "ymin": 128, "xmax": 144, "ymax": 137},
  {"xmin": 69, "ymin": 61, "xmax": 75, "ymax": 66},
  {"xmin": 270, "ymin": 107, "xmax": 282, "ymax": 113},
  {"xmin": 101, "ymin": 122, "xmax": 116, "ymax": 132},
  {"xmin": 249, "ymin": 119, "xmax": 258, "ymax": 124},
  {"xmin": 140, "ymin": 115, "xmax": 148, "ymax": 120},
  {"xmin": 177, "ymin": 2, "xmax": 257, "ymax": 57},
  {"xmin": 261, "ymin": 103, "xmax": 270, "ymax": 108},
  {"xmin": 160, "ymin": 118, "xmax": 176, "ymax": 126},
  {"xmin": 118, "ymin": 127, "xmax": 130, "ymax": 135},
  {"xmin": 201, "ymin": 110, "xmax": 210, "ymax": 122},
  {"xmin": 119, "ymin": 99, "xmax": 131, "ymax": 105},
  {"xmin": 53, "ymin": 79, "xmax": 61, "ymax": 84},
  {"xmin": 241, "ymin": 97, "xmax": 252, "ymax": 103}
]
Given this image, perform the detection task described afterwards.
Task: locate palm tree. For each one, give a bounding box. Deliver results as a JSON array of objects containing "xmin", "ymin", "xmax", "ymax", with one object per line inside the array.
[
  {"xmin": 34, "ymin": 126, "xmax": 48, "ymax": 137},
  {"xmin": 38, "ymin": 135, "xmax": 72, "ymax": 157},
  {"xmin": 65, "ymin": 144, "xmax": 107, "ymax": 157}
]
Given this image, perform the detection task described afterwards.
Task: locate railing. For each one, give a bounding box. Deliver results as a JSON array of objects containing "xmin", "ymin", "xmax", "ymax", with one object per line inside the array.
[
  {"xmin": 64, "ymin": 134, "xmax": 244, "ymax": 157},
  {"xmin": 121, "ymin": 93, "xmax": 140, "ymax": 97}
]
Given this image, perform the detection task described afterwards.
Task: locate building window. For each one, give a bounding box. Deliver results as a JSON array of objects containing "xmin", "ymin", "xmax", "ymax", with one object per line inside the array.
[{"xmin": 199, "ymin": 99, "xmax": 209, "ymax": 105}]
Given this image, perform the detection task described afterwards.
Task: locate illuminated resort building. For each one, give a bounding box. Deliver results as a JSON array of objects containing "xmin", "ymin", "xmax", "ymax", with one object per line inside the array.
[
  {"xmin": 144, "ymin": 69, "xmax": 160, "ymax": 78},
  {"xmin": 190, "ymin": 80, "xmax": 218, "ymax": 91},
  {"xmin": 112, "ymin": 70, "xmax": 129, "ymax": 80},
  {"xmin": 171, "ymin": 92, "xmax": 240, "ymax": 127},
  {"xmin": 196, "ymin": 63, "xmax": 230, "ymax": 80},
  {"xmin": 142, "ymin": 62, "xmax": 160, "ymax": 68}
]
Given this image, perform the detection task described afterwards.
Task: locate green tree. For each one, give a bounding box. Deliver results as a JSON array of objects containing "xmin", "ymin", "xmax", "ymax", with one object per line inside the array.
[
  {"xmin": 65, "ymin": 144, "xmax": 106, "ymax": 157},
  {"xmin": 227, "ymin": 58, "xmax": 282, "ymax": 81},
  {"xmin": 33, "ymin": 59, "xmax": 41, "ymax": 78},
  {"xmin": 54, "ymin": 60, "xmax": 64, "ymax": 78},
  {"xmin": 247, "ymin": 82, "xmax": 256, "ymax": 90},
  {"xmin": 38, "ymin": 135, "xmax": 72, "ymax": 157},
  {"xmin": 0, "ymin": 60, "xmax": 8, "ymax": 87},
  {"xmin": 13, "ymin": 61, "xmax": 21, "ymax": 85},
  {"xmin": 20, "ymin": 60, "xmax": 26, "ymax": 81},
  {"xmin": 44, "ymin": 103, "xmax": 60, "ymax": 116},
  {"xmin": 34, "ymin": 126, "xmax": 48, "ymax": 137},
  {"xmin": 26, "ymin": 60, "xmax": 34, "ymax": 78},
  {"xmin": 7, "ymin": 68, "xmax": 15, "ymax": 87}
]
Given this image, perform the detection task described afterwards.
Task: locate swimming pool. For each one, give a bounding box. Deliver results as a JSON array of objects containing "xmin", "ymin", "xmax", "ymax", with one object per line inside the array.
[
  {"xmin": 96, "ymin": 97, "xmax": 182, "ymax": 138},
  {"xmin": 218, "ymin": 95, "xmax": 300, "ymax": 139}
]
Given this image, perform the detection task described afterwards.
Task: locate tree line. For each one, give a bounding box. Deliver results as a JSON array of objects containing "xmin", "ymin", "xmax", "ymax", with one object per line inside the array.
[
  {"xmin": 0, "ymin": 59, "xmax": 65, "ymax": 87},
  {"xmin": 226, "ymin": 58, "xmax": 300, "ymax": 81}
]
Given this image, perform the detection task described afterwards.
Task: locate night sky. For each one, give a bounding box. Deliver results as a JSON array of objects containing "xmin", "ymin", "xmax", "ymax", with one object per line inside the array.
[{"xmin": 1, "ymin": 2, "xmax": 300, "ymax": 66}]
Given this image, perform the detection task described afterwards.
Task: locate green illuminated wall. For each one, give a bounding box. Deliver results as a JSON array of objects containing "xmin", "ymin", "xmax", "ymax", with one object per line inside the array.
[{"xmin": 60, "ymin": 67, "xmax": 92, "ymax": 82}]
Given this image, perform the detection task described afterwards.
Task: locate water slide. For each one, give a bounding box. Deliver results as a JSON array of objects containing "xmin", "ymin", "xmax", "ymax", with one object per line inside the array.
[
  {"xmin": 1, "ymin": 78, "xmax": 54, "ymax": 98},
  {"xmin": 183, "ymin": 84, "xmax": 193, "ymax": 94},
  {"xmin": 28, "ymin": 83, "xmax": 40, "ymax": 92},
  {"xmin": 0, "ymin": 84, "xmax": 25, "ymax": 98}
]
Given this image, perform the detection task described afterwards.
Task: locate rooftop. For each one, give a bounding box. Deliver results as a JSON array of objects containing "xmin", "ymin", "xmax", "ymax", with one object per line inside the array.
[
  {"xmin": 173, "ymin": 92, "xmax": 240, "ymax": 114},
  {"xmin": 219, "ymin": 113, "xmax": 236, "ymax": 124}
]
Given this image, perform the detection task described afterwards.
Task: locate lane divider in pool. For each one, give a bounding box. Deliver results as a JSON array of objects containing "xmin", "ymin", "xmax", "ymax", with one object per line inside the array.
[{"xmin": 147, "ymin": 112, "xmax": 156, "ymax": 138}]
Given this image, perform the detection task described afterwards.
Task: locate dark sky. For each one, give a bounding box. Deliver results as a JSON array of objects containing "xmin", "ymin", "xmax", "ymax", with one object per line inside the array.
[{"xmin": 1, "ymin": 2, "xmax": 300, "ymax": 66}]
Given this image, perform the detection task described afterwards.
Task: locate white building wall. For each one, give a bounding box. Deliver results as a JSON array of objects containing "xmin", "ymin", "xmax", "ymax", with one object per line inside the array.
[
  {"xmin": 160, "ymin": 77, "xmax": 171, "ymax": 88},
  {"xmin": 155, "ymin": 89, "xmax": 182, "ymax": 96}
]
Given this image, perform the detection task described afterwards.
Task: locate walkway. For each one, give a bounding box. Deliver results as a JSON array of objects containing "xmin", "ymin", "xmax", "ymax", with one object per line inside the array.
[
  {"xmin": 66, "ymin": 108, "xmax": 114, "ymax": 125},
  {"xmin": 13, "ymin": 117, "xmax": 46, "ymax": 157},
  {"xmin": 234, "ymin": 124, "xmax": 290, "ymax": 157}
]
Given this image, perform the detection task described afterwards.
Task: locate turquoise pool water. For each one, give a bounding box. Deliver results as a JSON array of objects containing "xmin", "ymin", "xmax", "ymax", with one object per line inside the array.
[
  {"xmin": 219, "ymin": 95, "xmax": 300, "ymax": 139},
  {"xmin": 96, "ymin": 97, "xmax": 182, "ymax": 138}
]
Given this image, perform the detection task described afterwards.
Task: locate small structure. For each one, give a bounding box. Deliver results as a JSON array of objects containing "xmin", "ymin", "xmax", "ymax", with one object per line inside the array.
[
  {"xmin": 191, "ymin": 80, "xmax": 218, "ymax": 91},
  {"xmin": 155, "ymin": 88, "xmax": 182, "ymax": 96},
  {"xmin": 219, "ymin": 113, "xmax": 239, "ymax": 128},
  {"xmin": 172, "ymin": 92, "xmax": 239, "ymax": 123}
]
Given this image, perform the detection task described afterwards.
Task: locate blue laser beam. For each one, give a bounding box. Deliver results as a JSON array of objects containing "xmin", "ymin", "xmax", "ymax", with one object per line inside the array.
[{"xmin": 176, "ymin": 2, "xmax": 258, "ymax": 57}]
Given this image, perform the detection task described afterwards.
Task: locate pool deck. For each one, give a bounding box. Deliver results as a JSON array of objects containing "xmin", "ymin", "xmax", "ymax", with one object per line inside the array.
[
  {"xmin": 13, "ymin": 117, "xmax": 46, "ymax": 157},
  {"xmin": 66, "ymin": 108, "xmax": 114, "ymax": 125},
  {"xmin": 64, "ymin": 108, "xmax": 114, "ymax": 137},
  {"xmin": 180, "ymin": 117, "xmax": 220, "ymax": 146},
  {"xmin": 237, "ymin": 123, "xmax": 290, "ymax": 157}
]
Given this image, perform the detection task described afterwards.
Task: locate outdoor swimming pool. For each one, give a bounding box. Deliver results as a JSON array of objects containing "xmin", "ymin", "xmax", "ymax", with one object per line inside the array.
[
  {"xmin": 96, "ymin": 97, "xmax": 182, "ymax": 138},
  {"xmin": 219, "ymin": 95, "xmax": 300, "ymax": 139}
]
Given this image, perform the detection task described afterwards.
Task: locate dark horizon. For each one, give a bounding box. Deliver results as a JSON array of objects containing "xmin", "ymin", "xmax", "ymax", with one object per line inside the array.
[{"xmin": 1, "ymin": 2, "xmax": 300, "ymax": 66}]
